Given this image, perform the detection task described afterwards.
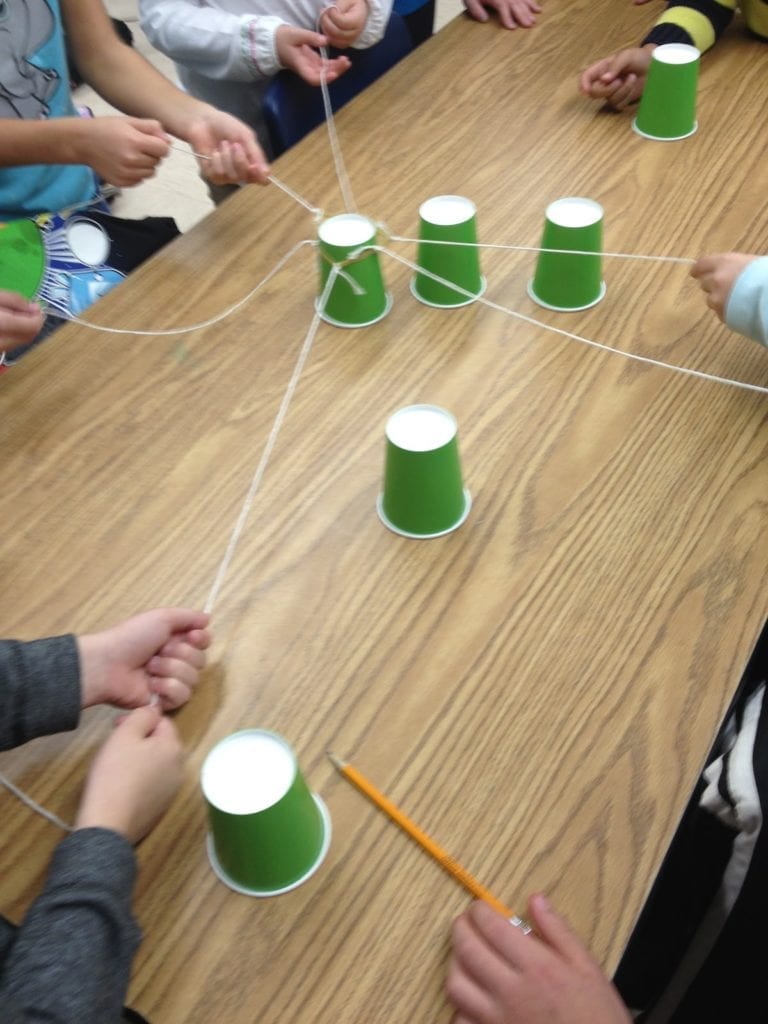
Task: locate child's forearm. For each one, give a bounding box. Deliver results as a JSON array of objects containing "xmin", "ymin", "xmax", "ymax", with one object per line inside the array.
[
  {"xmin": 71, "ymin": 41, "xmax": 212, "ymax": 141},
  {"xmin": 0, "ymin": 118, "xmax": 92, "ymax": 169}
]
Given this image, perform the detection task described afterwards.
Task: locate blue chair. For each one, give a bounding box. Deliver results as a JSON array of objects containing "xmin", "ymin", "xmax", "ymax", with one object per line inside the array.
[{"xmin": 263, "ymin": 12, "xmax": 413, "ymax": 157}]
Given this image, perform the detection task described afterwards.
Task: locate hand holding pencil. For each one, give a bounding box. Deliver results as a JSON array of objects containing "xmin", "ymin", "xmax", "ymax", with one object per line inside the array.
[{"xmin": 447, "ymin": 896, "xmax": 633, "ymax": 1024}]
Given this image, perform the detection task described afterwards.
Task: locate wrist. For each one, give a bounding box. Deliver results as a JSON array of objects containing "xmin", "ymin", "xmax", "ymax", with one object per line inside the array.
[
  {"xmin": 163, "ymin": 97, "xmax": 215, "ymax": 141},
  {"xmin": 77, "ymin": 633, "xmax": 110, "ymax": 709}
]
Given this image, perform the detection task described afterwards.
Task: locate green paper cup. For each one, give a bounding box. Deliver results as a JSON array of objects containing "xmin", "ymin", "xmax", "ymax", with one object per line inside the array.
[
  {"xmin": 316, "ymin": 213, "xmax": 391, "ymax": 328},
  {"xmin": 527, "ymin": 197, "xmax": 606, "ymax": 312},
  {"xmin": 201, "ymin": 729, "xmax": 331, "ymax": 897},
  {"xmin": 377, "ymin": 404, "xmax": 471, "ymax": 539},
  {"xmin": 633, "ymin": 43, "xmax": 700, "ymax": 141},
  {"xmin": 411, "ymin": 195, "xmax": 485, "ymax": 308},
  {"xmin": 0, "ymin": 220, "xmax": 45, "ymax": 300}
]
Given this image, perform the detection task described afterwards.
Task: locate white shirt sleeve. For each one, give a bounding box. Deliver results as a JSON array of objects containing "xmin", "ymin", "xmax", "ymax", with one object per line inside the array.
[
  {"xmin": 724, "ymin": 256, "xmax": 768, "ymax": 348},
  {"xmin": 139, "ymin": 0, "xmax": 288, "ymax": 80},
  {"xmin": 351, "ymin": 0, "xmax": 395, "ymax": 48}
]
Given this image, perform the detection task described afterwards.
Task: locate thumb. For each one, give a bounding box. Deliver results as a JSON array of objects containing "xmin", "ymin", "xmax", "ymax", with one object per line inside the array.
[
  {"xmin": 129, "ymin": 117, "xmax": 169, "ymax": 139},
  {"xmin": 527, "ymin": 893, "xmax": 585, "ymax": 959},
  {"xmin": 298, "ymin": 28, "xmax": 328, "ymax": 46},
  {"xmin": 117, "ymin": 703, "xmax": 163, "ymax": 738},
  {"xmin": 160, "ymin": 607, "xmax": 211, "ymax": 636}
]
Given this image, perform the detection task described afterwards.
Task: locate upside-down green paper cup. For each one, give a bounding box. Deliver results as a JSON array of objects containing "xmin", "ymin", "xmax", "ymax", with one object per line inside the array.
[
  {"xmin": 316, "ymin": 213, "xmax": 391, "ymax": 327},
  {"xmin": 527, "ymin": 197, "xmax": 606, "ymax": 312},
  {"xmin": 201, "ymin": 729, "xmax": 331, "ymax": 896},
  {"xmin": 377, "ymin": 404, "xmax": 471, "ymax": 538},
  {"xmin": 411, "ymin": 195, "xmax": 485, "ymax": 308},
  {"xmin": 633, "ymin": 43, "xmax": 700, "ymax": 141}
]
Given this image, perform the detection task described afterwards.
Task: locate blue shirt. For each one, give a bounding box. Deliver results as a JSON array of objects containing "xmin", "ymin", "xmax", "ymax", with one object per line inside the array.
[{"xmin": 0, "ymin": 0, "xmax": 96, "ymax": 220}]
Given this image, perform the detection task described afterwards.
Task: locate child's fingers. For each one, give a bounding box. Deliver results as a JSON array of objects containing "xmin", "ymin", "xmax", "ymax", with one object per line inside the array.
[
  {"xmin": 464, "ymin": 0, "xmax": 490, "ymax": 23},
  {"xmin": 608, "ymin": 74, "xmax": 639, "ymax": 109},
  {"xmin": 156, "ymin": 638, "xmax": 207, "ymax": 669},
  {"xmin": 147, "ymin": 654, "xmax": 200, "ymax": 688},
  {"xmin": 150, "ymin": 676, "xmax": 192, "ymax": 711}
]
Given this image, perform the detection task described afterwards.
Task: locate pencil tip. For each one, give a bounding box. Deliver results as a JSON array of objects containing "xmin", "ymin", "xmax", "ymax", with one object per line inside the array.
[{"xmin": 327, "ymin": 751, "xmax": 345, "ymax": 771}]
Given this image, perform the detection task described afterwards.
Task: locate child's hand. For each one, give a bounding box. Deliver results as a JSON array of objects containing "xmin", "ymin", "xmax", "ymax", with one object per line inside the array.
[
  {"xmin": 446, "ymin": 896, "xmax": 633, "ymax": 1024},
  {"xmin": 184, "ymin": 108, "xmax": 270, "ymax": 184},
  {"xmin": 319, "ymin": 0, "xmax": 370, "ymax": 47},
  {"xmin": 75, "ymin": 116, "xmax": 170, "ymax": 187},
  {"xmin": 276, "ymin": 26, "xmax": 351, "ymax": 85},
  {"xmin": 78, "ymin": 608, "xmax": 211, "ymax": 712},
  {"xmin": 0, "ymin": 292, "xmax": 44, "ymax": 352},
  {"xmin": 580, "ymin": 45, "xmax": 655, "ymax": 109},
  {"xmin": 75, "ymin": 705, "xmax": 184, "ymax": 844},
  {"xmin": 691, "ymin": 253, "xmax": 759, "ymax": 321},
  {"xmin": 463, "ymin": 0, "xmax": 541, "ymax": 30}
]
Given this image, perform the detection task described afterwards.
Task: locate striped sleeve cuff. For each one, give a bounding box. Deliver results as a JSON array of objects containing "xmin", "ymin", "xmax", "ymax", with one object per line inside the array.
[{"xmin": 643, "ymin": 2, "xmax": 735, "ymax": 53}]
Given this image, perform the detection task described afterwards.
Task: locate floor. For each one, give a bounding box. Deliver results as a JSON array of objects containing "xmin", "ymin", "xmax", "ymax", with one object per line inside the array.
[{"xmin": 86, "ymin": 0, "xmax": 464, "ymax": 232}]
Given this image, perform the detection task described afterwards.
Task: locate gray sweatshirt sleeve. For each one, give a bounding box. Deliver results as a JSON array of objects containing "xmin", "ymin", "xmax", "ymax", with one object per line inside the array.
[
  {"xmin": 1, "ymin": 637, "xmax": 141, "ymax": 1022},
  {"xmin": 2, "ymin": 829, "xmax": 141, "ymax": 1024},
  {"xmin": 0, "ymin": 636, "xmax": 81, "ymax": 750}
]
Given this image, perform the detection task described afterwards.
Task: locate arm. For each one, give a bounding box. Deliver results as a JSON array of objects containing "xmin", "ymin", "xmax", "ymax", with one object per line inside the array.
[
  {"xmin": 140, "ymin": 0, "xmax": 288, "ymax": 81},
  {"xmin": 0, "ymin": 608, "xmax": 208, "ymax": 1021},
  {"xmin": 0, "ymin": 635, "xmax": 80, "ymax": 751},
  {"xmin": 447, "ymin": 896, "xmax": 632, "ymax": 1024},
  {"xmin": 691, "ymin": 253, "xmax": 768, "ymax": 346},
  {"xmin": 579, "ymin": 45, "xmax": 655, "ymax": 109},
  {"xmin": 353, "ymin": 0, "xmax": 395, "ymax": 49},
  {"xmin": 62, "ymin": 0, "xmax": 269, "ymax": 183},
  {"xmin": 3, "ymin": 706, "xmax": 185, "ymax": 1024},
  {"xmin": 641, "ymin": 0, "xmax": 737, "ymax": 53},
  {"xmin": 0, "ymin": 606, "xmax": 210, "ymax": 751},
  {"xmin": 2, "ymin": 830, "xmax": 141, "ymax": 1024}
]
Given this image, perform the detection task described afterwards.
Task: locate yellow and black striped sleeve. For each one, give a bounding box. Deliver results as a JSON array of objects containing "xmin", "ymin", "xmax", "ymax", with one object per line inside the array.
[
  {"xmin": 642, "ymin": 0, "xmax": 735, "ymax": 52},
  {"xmin": 642, "ymin": 0, "xmax": 768, "ymax": 52}
]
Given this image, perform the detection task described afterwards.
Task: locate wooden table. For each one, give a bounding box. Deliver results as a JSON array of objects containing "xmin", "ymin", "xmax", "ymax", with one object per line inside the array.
[{"xmin": 2, "ymin": 1, "xmax": 767, "ymax": 1020}]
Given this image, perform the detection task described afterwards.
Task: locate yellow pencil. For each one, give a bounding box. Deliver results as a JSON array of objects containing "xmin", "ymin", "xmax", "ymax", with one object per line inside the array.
[{"xmin": 328, "ymin": 752, "xmax": 530, "ymax": 930}]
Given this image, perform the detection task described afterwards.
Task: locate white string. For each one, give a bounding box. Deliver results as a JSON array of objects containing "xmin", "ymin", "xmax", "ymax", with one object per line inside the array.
[
  {"xmin": 204, "ymin": 265, "xmax": 340, "ymax": 614},
  {"xmin": 55, "ymin": 239, "xmax": 314, "ymax": 336},
  {"xmin": 375, "ymin": 245, "xmax": 768, "ymax": 396},
  {"xmin": 0, "ymin": 771, "xmax": 74, "ymax": 832},
  {"xmin": 318, "ymin": 49, "xmax": 357, "ymax": 213},
  {"xmin": 385, "ymin": 234, "xmax": 697, "ymax": 265},
  {"xmin": 268, "ymin": 175, "xmax": 324, "ymax": 219}
]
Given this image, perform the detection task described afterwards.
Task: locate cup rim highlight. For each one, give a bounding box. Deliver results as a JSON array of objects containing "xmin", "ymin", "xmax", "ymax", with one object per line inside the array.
[
  {"xmin": 385, "ymin": 403, "xmax": 457, "ymax": 451},
  {"xmin": 205, "ymin": 795, "xmax": 332, "ymax": 897},
  {"xmin": 526, "ymin": 278, "xmax": 607, "ymax": 312},
  {"xmin": 632, "ymin": 118, "xmax": 698, "ymax": 142},
  {"xmin": 318, "ymin": 212, "xmax": 376, "ymax": 247},
  {"xmin": 650, "ymin": 41, "xmax": 700, "ymax": 65},
  {"xmin": 419, "ymin": 194, "xmax": 477, "ymax": 227},
  {"xmin": 376, "ymin": 489, "xmax": 472, "ymax": 539},
  {"xmin": 544, "ymin": 196, "xmax": 604, "ymax": 228},
  {"xmin": 202, "ymin": 729, "xmax": 297, "ymax": 816}
]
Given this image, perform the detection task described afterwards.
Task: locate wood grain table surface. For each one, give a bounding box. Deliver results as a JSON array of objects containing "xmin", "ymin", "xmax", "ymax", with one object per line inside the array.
[{"xmin": 1, "ymin": 2, "xmax": 767, "ymax": 1020}]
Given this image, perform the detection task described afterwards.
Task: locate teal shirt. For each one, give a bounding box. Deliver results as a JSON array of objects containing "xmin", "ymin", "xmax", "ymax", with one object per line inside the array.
[
  {"xmin": 0, "ymin": 0, "xmax": 96, "ymax": 219},
  {"xmin": 725, "ymin": 257, "xmax": 768, "ymax": 348}
]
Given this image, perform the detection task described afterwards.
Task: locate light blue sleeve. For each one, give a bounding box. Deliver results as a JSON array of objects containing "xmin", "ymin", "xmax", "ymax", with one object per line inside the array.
[{"xmin": 724, "ymin": 256, "xmax": 768, "ymax": 348}]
